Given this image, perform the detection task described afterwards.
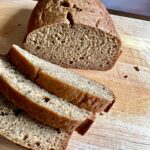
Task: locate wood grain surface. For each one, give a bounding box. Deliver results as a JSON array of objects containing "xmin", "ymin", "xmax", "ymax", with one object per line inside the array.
[{"xmin": 0, "ymin": 0, "xmax": 150, "ymax": 150}]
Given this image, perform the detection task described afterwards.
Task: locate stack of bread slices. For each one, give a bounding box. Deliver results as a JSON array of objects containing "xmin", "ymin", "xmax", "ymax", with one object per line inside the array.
[{"xmin": 0, "ymin": 45, "xmax": 115, "ymax": 150}]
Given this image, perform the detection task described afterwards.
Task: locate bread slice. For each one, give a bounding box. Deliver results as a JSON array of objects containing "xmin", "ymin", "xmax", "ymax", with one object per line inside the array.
[
  {"xmin": 24, "ymin": 0, "xmax": 121, "ymax": 71},
  {"xmin": 0, "ymin": 57, "xmax": 91, "ymax": 131},
  {"xmin": 0, "ymin": 94, "xmax": 72, "ymax": 150},
  {"xmin": 8, "ymin": 45, "xmax": 115, "ymax": 113}
]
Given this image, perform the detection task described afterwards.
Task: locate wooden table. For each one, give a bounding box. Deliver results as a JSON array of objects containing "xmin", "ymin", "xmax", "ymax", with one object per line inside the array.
[{"xmin": 0, "ymin": 0, "xmax": 150, "ymax": 150}]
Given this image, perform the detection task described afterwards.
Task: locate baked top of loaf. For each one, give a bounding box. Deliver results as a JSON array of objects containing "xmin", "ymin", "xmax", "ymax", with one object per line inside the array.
[
  {"xmin": 8, "ymin": 45, "xmax": 115, "ymax": 112},
  {"xmin": 27, "ymin": 0, "xmax": 119, "ymax": 38},
  {"xmin": 0, "ymin": 94, "xmax": 72, "ymax": 150},
  {"xmin": 0, "ymin": 57, "xmax": 90, "ymax": 130}
]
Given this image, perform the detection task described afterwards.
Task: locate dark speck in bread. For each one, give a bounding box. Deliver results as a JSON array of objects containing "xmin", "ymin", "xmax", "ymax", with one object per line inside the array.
[{"xmin": 14, "ymin": 109, "xmax": 23, "ymax": 116}]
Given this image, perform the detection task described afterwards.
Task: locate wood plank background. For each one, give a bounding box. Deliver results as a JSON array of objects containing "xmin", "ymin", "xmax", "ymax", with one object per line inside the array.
[{"xmin": 0, "ymin": 0, "xmax": 150, "ymax": 150}]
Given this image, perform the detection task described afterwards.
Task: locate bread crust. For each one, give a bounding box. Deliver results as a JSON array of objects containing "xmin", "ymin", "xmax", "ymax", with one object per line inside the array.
[
  {"xmin": 61, "ymin": 131, "xmax": 73, "ymax": 150},
  {"xmin": 76, "ymin": 113, "xmax": 95, "ymax": 135},
  {"xmin": 27, "ymin": 0, "xmax": 120, "ymax": 39},
  {"xmin": 8, "ymin": 46, "xmax": 115, "ymax": 113},
  {"xmin": 7, "ymin": 47, "xmax": 38, "ymax": 81},
  {"xmin": 0, "ymin": 68, "xmax": 88, "ymax": 131}
]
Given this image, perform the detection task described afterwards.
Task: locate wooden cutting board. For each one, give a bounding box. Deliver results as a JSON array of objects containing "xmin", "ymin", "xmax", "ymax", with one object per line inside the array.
[{"xmin": 0, "ymin": 0, "xmax": 150, "ymax": 150}]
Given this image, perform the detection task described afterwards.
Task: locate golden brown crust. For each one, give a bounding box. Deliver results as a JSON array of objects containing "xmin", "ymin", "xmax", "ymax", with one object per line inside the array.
[
  {"xmin": 7, "ymin": 47, "xmax": 38, "ymax": 80},
  {"xmin": 8, "ymin": 47, "xmax": 115, "ymax": 113},
  {"xmin": 0, "ymin": 75, "xmax": 82, "ymax": 131},
  {"xmin": 76, "ymin": 113, "xmax": 95, "ymax": 135},
  {"xmin": 104, "ymin": 99, "xmax": 115, "ymax": 112}
]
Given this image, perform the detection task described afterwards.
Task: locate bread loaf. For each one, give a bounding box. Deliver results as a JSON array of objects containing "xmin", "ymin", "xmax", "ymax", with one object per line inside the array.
[{"xmin": 24, "ymin": 0, "xmax": 121, "ymax": 71}]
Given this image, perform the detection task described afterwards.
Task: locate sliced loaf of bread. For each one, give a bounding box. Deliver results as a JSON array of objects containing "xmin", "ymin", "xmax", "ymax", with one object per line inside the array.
[
  {"xmin": 24, "ymin": 0, "xmax": 121, "ymax": 71},
  {"xmin": 8, "ymin": 45, "xmax": 115, "ymax": 113},
  {"xmin": 0, "ymin": 57, "xmax": 91, "ymax": 131},
  {"xmin": 0, "ymin": 94, "xmax": 72, "ymax": 150}
]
